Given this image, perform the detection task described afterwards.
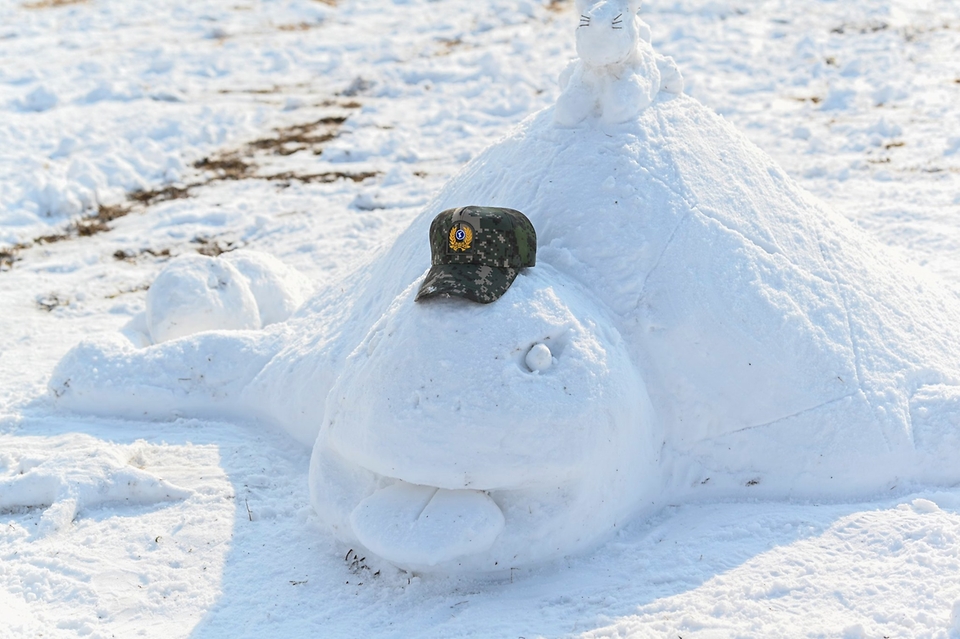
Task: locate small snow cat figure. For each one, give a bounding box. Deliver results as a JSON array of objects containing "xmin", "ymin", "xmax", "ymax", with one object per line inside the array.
[{"xmin": 555, "ymin": 0, "xmax": 682, "ymax": 126}]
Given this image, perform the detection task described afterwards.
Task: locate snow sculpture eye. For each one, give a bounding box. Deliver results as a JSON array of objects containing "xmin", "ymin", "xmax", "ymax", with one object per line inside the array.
[{"xmin": 524, "ymin": 342, "xmax": 553, "ymax": 373}]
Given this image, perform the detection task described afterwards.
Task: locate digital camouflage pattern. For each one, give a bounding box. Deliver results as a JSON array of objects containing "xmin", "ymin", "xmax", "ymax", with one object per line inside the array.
[{"xmin": 415, "ymin": 206, "xmax": 537, "ymax": 304}]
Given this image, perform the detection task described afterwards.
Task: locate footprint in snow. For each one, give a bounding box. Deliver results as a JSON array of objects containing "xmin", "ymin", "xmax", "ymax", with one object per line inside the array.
[{"xmin": 0, "ymin": 435, "xmax": 191, "ymax": 536}]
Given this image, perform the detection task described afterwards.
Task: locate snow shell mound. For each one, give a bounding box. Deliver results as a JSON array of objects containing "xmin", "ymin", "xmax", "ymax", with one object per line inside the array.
[
  {"xmin": 305, "ymin": 90, "xmax": 960, "ymax": 570},
  {"xmin": 414, "ymin": 93, "xmax": 960, "ymax": 502}
]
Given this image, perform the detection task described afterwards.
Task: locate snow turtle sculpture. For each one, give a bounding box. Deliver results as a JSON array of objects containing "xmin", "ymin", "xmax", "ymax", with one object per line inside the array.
[{"xmin": 51, "ymin": 3, "xmax": 960, "ymax": 572}]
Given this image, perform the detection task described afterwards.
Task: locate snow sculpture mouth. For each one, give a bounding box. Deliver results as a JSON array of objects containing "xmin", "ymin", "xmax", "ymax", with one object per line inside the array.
[
  {"xmin": 309, "ymin": 266, "xmax": 661, "ymax": 572},
  {"xmin": 349, "ymin": 482, "xmax": 505, "ymax": 568}
]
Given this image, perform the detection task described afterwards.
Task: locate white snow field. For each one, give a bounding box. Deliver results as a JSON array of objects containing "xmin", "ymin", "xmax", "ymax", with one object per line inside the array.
[{"xmin": 3, "ymin": 0, "xmax": 960, "ymax": 637}]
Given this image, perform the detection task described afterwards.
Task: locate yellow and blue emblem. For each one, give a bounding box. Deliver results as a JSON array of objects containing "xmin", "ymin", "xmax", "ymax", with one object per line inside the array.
[{"xmin": 448, "ymin": 223, "xmax": 473, "ymax": 252}]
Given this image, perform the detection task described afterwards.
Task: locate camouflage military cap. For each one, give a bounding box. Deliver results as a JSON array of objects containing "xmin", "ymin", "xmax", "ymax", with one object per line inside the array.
[{"xmin": 415, "ymin": 206, "xmax": 537, "ymax": 304}]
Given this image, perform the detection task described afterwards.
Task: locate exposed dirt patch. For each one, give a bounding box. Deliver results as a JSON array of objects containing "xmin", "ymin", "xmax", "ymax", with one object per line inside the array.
[
  {"xmin": 190, "ymin": 113, "xmax": 378, "ymax": 186},
  {"xmin": 23, "ymin": 0, "xmax": 86, "ymax": 8},
  {"xmin": 77, "ymin": 203, "xmax": 133, "ymax": 236},
  {"xmin": 278, "ymin": 22, "xmax": 316, "ymax": 32},
  {"xmin": 247, "ymin": 116, "xmax": 346, "ymax": 156},
  {"xmin": 193, "ymin": 236, "xmax": 244, "ymax": 257},
  {"xmin": 269, "ymin": 170, "xmax": 378, "ymax": 186},
  {"xmin": 32, "ymin": 203, "xmax": 135, "ymax": 248},
  {"xmin": 113, "ymin": 247, "xmax": 172, "ymax": 263},
  {"xmin": 434, "ymin": 37, "xmax": 466, "ymax": 56},
  {"xmin": 0, "ymin": 244, "xmax": 28, "ymax": 271},
  {"xmin": 129, "ymin": 184, "xmax": 192, "ymax": 207},
  {"xmin": 902, "ymin": 23, "xmax": 958, "ymax": 42},
  {"xmin": 545, "ymin": 0, "xmax": 571, "ymax": 12},
  {"xmin": 218, "ymin": 86, "xmax": 283, "ymax": 95},
  {"xmin": 36, "ymin": 293, "xmax": 71, "ymax": 312},
  {"xmin": 830, "ymin": 21, "xmax": 888, "ymax": 35},
  {"xmin": 1, "ymin": 107, "xmax": 377, "ymax": 272},
  {"xmin": 193, "ymin": 154, "xmax": 253, "ymax": 180}
]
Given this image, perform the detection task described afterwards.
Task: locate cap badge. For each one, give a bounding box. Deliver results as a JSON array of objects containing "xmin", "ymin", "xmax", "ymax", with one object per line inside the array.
[{"xmin": 448, "ymin": 223, "xmax": 473, "ymax": 252}]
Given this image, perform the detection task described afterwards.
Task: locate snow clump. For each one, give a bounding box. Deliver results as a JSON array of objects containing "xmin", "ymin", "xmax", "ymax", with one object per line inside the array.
[{"xmin": 145, "ymin": 250, "xmax": 308, "ymax": 344}]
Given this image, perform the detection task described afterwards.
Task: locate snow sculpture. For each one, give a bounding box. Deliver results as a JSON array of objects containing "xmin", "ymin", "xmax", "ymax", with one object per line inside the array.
[
  {"xmin": 50, "ymin": 15, "xmax": 960, "ymax": 573},
  {"xmin": 555, "ymin": 0, "xmax": 682, "ymax": 127},
  {"xmin": 145, "ymin": 254, "xmax": 261, "ymax": 344}
]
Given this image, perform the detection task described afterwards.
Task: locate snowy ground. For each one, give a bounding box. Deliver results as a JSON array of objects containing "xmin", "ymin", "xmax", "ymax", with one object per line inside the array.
[{"xmin": 2, "ymin": 0, "xmax": 960, "ymax": 637}]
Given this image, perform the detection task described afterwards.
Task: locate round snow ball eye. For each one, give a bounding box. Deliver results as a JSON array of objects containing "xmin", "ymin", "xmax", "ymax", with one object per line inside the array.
[{"xmin": 525, "ymin": 343, "xmax": 553, "ymax": 373}]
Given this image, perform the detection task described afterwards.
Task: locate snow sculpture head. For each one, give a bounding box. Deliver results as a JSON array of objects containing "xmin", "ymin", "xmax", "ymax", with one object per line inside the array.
[
  {"xmin": 310, "ymin": 267, "xmax": 662, "ymax": 572},
  {"xmin": 556, "ymin": 0, "xmax": 682, "ymax": 126},
  {"xmin": 575, "ymin": 0, "xmax": 642, "ymax": 67}
]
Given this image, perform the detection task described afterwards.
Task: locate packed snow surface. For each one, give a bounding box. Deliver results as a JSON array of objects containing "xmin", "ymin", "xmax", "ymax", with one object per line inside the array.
[{"xmin": 4, "ymin": 0, "xmax": 960, "ymax": 636}]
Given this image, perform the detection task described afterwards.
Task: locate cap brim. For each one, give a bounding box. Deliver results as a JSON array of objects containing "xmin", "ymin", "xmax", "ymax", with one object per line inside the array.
[{"xmin": 415, "ymin": 263, "xmax": 519, "ymax": 304}]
